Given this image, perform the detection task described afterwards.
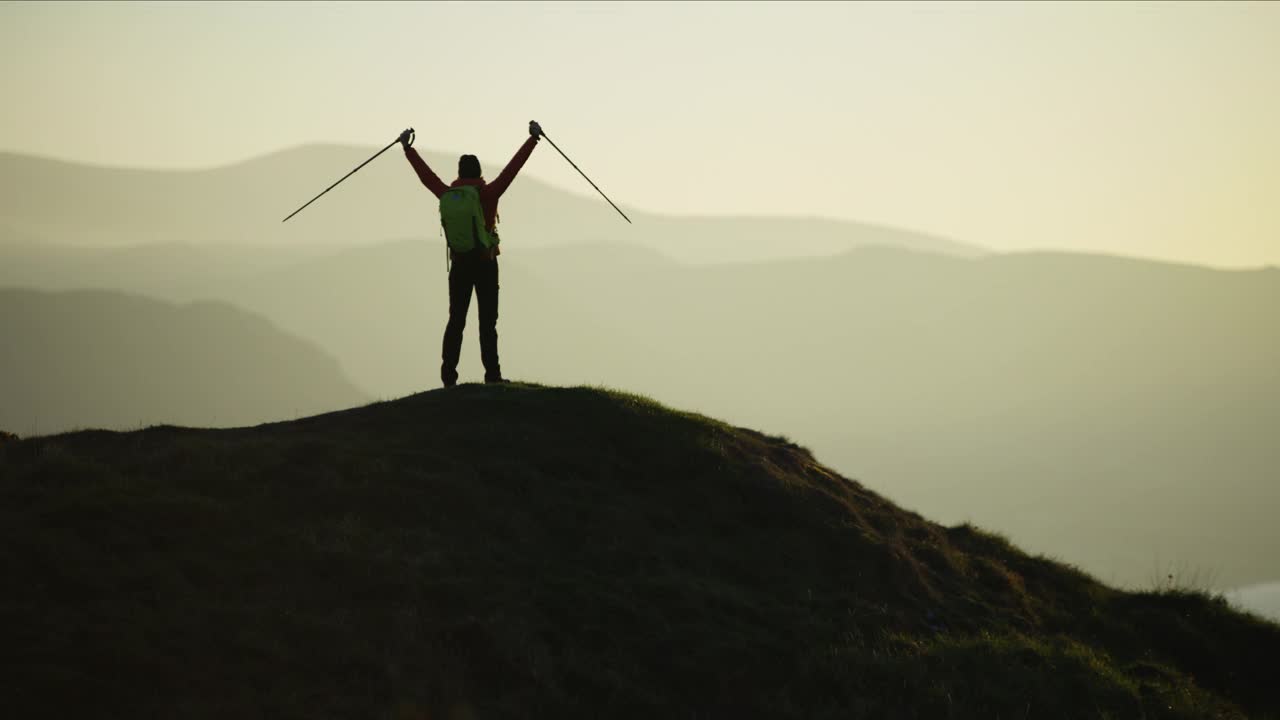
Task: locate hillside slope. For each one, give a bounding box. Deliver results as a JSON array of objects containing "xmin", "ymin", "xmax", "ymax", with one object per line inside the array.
[
  {"xmin": 0, "ymin": 289, "xmax": 368, "ymax": 434},
  {"xmin": 1, "ymin": 384, "xmax": 1275, "ymax": 719}
]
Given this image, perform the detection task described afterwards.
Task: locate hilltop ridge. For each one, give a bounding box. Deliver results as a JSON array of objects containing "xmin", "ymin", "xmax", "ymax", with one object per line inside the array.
[{"xmin": 1, "ymin": 383, "xmax": 1276, "ymax": 718}]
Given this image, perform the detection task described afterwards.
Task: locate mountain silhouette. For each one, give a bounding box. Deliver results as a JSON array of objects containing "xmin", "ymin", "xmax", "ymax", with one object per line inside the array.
[
  {"xmin": 0, "ymin": 147, "xmax": 980, "ymax": 264},
  {"xmin": 0, "ymin": 289, "xmax": 367, "ymax": 434},
  {"xmin": 1, "ymin": 384, "xmax": 1275, "ymax": 718}
]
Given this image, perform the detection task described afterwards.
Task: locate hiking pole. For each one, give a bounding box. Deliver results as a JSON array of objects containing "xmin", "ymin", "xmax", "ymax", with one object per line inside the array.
[
  {"xmin": 536, "ymin": 123, "xmax": 632, "ymax": 224},
  {"xmin": 281, "ymin": 128, "xmax": 414, "ymax": 223}
]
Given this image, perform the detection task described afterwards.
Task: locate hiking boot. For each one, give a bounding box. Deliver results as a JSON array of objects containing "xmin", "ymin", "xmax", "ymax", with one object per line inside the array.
[{"xmin": 484, "ymin": 376, "xmax": 509, "ymax": 384}]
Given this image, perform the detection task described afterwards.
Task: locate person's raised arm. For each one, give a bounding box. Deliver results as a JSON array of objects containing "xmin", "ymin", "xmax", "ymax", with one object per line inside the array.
[
  {"xmin": 399, "ymin": 129, "xmax": 448, "ymax": 198},
  {"xmin": 486, "ymin": 122, "xmax": 542, "ymax": 199}
]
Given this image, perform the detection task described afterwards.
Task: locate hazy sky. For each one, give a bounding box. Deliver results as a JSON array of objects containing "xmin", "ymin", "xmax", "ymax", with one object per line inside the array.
[{"xmin": 2, "ymin": 1, "xmax": 1278, "ymax": 267}]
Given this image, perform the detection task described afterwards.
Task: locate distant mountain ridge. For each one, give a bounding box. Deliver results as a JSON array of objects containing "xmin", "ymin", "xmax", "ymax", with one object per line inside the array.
[
  {"xmin": 0, "ymin": 146, "xmax": 981, "ymax": 264},
  {"xmin": 0, "ymin": 288, "xmax": 367, "ymax": 434}
]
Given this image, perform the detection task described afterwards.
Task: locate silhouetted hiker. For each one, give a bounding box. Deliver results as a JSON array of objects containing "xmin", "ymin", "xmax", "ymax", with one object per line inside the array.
[{"xmin": 399, "ymin": 122, "xmax": 542, "ymax": 388}]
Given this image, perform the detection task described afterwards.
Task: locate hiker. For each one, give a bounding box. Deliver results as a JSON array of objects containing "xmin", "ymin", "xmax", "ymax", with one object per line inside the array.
[{"xmin": 398, "ymin": 122, "xmax": 542, "ymax": 388}]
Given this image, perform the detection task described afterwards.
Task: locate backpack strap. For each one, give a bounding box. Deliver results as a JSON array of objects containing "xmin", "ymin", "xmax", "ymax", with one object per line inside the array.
[{"xmin": 441, "ymin": 225, "xmax": 450, "ymax": 273}]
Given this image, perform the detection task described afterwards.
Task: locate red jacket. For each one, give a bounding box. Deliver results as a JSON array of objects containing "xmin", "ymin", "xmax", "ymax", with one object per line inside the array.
[{"xmin": 404, "ymin": 136, "xmax": 539, "ymax": 234}]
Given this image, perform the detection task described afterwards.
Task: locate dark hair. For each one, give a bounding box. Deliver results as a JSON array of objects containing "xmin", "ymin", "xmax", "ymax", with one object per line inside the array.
[{"xmin": 458, "ymin": 154, "xmax": 482, "ymax": 179}]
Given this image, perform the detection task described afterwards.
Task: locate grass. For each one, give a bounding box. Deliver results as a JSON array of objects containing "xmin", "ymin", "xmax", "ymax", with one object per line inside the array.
[{"xmin": 1, "ymin": 382, "xmax": 1277, "ymax": 718}]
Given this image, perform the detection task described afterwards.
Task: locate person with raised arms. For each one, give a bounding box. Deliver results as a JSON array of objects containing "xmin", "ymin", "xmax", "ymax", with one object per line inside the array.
[{"xmin": 398, "ymin": 121, "xmax": 542, "ymax": 388}]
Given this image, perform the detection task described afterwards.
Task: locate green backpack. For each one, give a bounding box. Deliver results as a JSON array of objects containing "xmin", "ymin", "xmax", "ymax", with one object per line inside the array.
[{"xmin": 438, "ymin": 185, "xmax": 497, "ymax": 253}]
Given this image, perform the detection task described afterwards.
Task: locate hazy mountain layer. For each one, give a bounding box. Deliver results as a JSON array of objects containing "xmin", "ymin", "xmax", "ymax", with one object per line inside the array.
[
  {"xmin": 0, "ymin": 289, "xmax": 367, "ymax": 434},
  {"xmin": 2, "ymin": 384, "xmax": 1275, "ymax": 718},
  {"xmin": 0, "ymin": 148, "xmax": 980, "ymax": 264}
]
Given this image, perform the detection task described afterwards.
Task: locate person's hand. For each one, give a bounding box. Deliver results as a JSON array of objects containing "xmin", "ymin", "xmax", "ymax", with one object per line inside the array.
[
  {"xmin": 398, "ymin": 128, "xmax": 415, "ymax": 148},
  {"xmin": 529, "ymin": 120, "xmax": 543, "ymax": 139}
]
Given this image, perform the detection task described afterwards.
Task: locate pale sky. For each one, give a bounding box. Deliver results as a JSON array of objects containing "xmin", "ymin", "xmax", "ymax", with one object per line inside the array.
[{"xmin": 2, "ymin": 0, "xmax": 1278, "ymax": 267}]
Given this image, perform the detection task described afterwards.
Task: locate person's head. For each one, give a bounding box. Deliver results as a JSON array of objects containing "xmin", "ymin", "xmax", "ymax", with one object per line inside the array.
[{"xmin": 458, "ymin": 154, "xmax": 482, "ymax": 180}]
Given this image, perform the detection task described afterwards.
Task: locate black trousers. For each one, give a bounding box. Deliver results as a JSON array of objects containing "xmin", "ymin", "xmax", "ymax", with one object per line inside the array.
[{"xmin": 441, "ymin": 252, "xmax": 500, "ymax": 384}]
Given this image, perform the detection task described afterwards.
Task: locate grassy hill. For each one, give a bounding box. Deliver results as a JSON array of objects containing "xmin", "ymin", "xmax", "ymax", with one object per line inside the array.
[
  {"xmin": 2, "ymin": 383, "xmax": 1275, "ymax": 718},
  {"xmin": 0, "ymin": 289, "xmax": 368, "ymax": 434}
]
